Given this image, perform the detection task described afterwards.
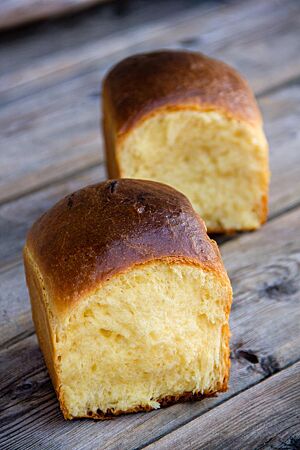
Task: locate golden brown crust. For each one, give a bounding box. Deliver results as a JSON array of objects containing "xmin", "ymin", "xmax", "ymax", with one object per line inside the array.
[
  {"xmin": 260, "ymin": 192, "xmax": 269, "ymax": 225},
  {"xmin": 102, "ymin": 50, "xmax": 262, "ymax": 143},
  {"xmin": 23, "ymin": 247, "xmax": 64, "ymax": 419},
  {"xmin": 23, "ymin": 252, "xmax": 60, "ymax": 387},
  {"xmin": 25, "ymin": 179, "xmax": 227, "ymax": 316}
]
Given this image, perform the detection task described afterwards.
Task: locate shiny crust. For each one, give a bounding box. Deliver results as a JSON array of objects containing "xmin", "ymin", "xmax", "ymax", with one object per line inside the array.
[
  {"xmin": 102, "ymin": 50, "xmax": 262, "ymax": 147},
  {"xmin": 25, "ymin": 179, "xmax": 228, "ymax": 317}
]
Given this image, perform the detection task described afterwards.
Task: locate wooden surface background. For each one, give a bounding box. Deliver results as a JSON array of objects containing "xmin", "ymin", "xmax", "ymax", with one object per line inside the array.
[
  {"xmin": 0, "ymin": 0, "xmax": 300, "ymax": 448},
  {"xmin": 0, "ymin": 0, "xmax": 110, "ymax": 30}
]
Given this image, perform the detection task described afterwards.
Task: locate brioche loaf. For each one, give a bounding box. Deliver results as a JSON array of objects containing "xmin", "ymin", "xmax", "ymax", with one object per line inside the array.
[
  {"xmin": 24, "ymin": 179, "xmax": 232, "ymax": 419},
  {"xmin": 102, "ymin": 50, "xmax": 270, "ymax": 232}
]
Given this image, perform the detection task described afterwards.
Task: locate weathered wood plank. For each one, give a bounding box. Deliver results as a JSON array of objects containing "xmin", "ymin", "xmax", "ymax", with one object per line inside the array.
[
  {"xmin": 0, "ymin": 263, "xmax": 33, "ymax": 349},
  {"xmin": 262, "ymin": 84, "xmax": 300, "ymax": 215},
  {"xmin": 1, "ymin": 0, "xmax": 299, "ymax": 204},
  {"xmin": 0, "ymin": 0, "xmax": 202, "ymax": 74},
  {"xmin": 1, "ymin": 206, "xmax": 299, "ymax": 449},
  {"xmin": 0, "ymin": 0, "xmax": 112, "ymax": 31},
  {"xmin": 145, "ymin": 362, "xmax": 300, "ymax": 450},
  {"xmin": 0, "ymin": 1, "xmax": 111, "ymax": 31},
  {"xmin": 1, "ymin": 83, "xmax": 300, "ymax": 271},
  {"xmin": 1, "ymin": 0, "xmax": 291, "ymax": 97}
]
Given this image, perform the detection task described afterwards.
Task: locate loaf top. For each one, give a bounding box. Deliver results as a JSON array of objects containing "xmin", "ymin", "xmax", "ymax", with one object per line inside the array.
[
  {"xmin": 24, "ymin": 179, "xmax": 226, "ymax": 314},
  {"xmin": 103, "ymin": 50, "xmax": 261, "ymax": 137}
]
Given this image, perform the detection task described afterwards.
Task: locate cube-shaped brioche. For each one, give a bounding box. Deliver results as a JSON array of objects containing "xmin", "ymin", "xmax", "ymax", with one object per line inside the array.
[
  {"xmin": 103, "ymin": 50, "xmax": 270, "ymax": 232},
  {"xmin": 24, "ymin": 179, "xmax": 232, "ymax": 419}
]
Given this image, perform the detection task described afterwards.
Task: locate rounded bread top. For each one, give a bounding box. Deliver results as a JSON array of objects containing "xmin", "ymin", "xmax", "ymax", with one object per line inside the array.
[
  {"xmin": 25, "ymin": 179, "xmax": 226, "ymax": 313},
  {"xmin": 103, "ymin": 50, "xmax": 261, "ymax": 136}
]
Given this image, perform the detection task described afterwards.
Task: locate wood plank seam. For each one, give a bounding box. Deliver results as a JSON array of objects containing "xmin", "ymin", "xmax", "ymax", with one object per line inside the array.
[
  {"xmin": 5, "ymin": 0, "xmax": 298, "ymax": 98},
  {"xmin": 257, "ymin": 73, "xmax": 300, "ymax": 99},
  {"xmin": 1, "ymin": 389, "xmax": 52, "ymax": 417},
  {"xmin": 0, "ymin": 2, "xmax": 221, "ymax": 99},
  {"xmin": 0, "ymin": 162, "xmax": 102, "ymax": 208},
  {"xmin": 1, "ymin": 356, "xmax": 299, "ymax": 447},
  {"xmin": 0, "ymin": 330, "xmax": 35, "ymax": 353},
  {"xmin": 141, "ymin": 360, "xmax": 300, "ymax": 450},
  {"xmin": 0, "ymin": 402, "xmax": 59, "ymax": 444},
  {"xmin": 254, "ymin": 424, "xmax": 299, "ymax": 450}
]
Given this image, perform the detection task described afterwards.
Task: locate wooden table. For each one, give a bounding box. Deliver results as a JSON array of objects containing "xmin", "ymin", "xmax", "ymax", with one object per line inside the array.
[{"xmin": 1, "ymin": 0, "xmax": 300, "ymax": 448}]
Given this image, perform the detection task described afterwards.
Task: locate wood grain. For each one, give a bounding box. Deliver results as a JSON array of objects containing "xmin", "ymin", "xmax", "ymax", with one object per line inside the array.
[
  {"xmin": 0, "ymin": 0, "xmax": 109, "ymax": 30},
  {"xmin": 0, "ymin": 0, "xmax": 199, "ymax": 69},
  {"xmin": 145, "ymin": 362, "xmax": 300, "ymax": 450},
  {"xmin": 2, "ymin": 0, "xmax": 290, "ymax": 97},
  {"xmin": 0, "ymin": 263, "xmax": 33, "ymax": 349},
  {"xmin": 261, "ymin": 84, "xmax": 300, "ymax": 215},
  {"xmin": 0, "ymin": 165, "xmax": 105, "ymax": 271},
  {"xmin": 1, "ymin": 0, "xmax": 299, "ymax": 204},
  {"xmin": 1, "ymin": 206, "xmax": 299, "ymax": 449}
]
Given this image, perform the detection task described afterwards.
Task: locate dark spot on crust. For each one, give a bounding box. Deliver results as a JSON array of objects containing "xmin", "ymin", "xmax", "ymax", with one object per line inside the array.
[
  {"xmin": 67, "ymin": 195, "xmax": 74, "ymax": 209},
  {"xmin": 96, "ymin": 408, "xmax": 102, "ymax": 414},
  {"xmin": 108, "ymin": 180, "xmax": 118, "ymax": 194},
  {"xmin": 137, "ymin": 193, "xmax": 146, "ymax": 203},
  {"xmin": 235, "ymin": 349, "xmax": 259, "ymax": 364},
  {"xmin": 87, "ymin": 410, "xmax": 93, "ymax": 416}
]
